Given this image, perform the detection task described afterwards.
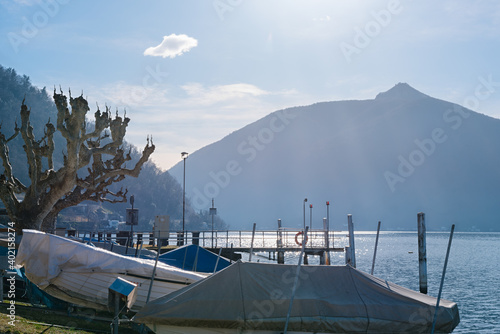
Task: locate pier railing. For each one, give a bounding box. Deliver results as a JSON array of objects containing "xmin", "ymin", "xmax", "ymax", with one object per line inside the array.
[{"xmin": 54, "ymin": 228, "xmax": 346, "ymax": 253}]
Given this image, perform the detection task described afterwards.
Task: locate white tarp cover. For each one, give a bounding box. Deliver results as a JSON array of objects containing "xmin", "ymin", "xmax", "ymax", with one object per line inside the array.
[
  {"xmin": 135, "ymin": 261, "xmax": 459, "ymax": 333},
  {"xmin": 16, "ymin": 229, "xmax": 205, "ymax": 289}
]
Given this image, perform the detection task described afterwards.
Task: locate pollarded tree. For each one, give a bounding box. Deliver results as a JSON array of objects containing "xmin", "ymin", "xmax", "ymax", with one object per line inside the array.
[{"xmin": 0, "ymin": 89, "xmax": 155, "ymax": 232}]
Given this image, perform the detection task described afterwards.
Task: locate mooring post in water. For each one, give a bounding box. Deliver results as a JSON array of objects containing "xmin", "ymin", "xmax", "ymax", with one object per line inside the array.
[
  {"xmin": 249, "ymin": 223, "xmax": 256, "ymax": 262},
  {"xmin": 277, "ymin": 219, "xmax": 285, "ymax": 264},
  {"xmin": 320, "ymin": 217, "xmax": 330, "ymax": 265},
  {"xmin": 347, "ymin": 214, "xmax": 356, "ymax": 268},
  {"xmin": 430, "ymin": 224, "xmax": 455, "ymax": 334},
  {"xmin": 371, "ymin": 221, "xmax": 381, "ymax": 275},
  {"xmin": 345, "ymin": 246, "xmax": 351, "ymax": 266},
  {"xmin": 418, "ymin": 212, "xmax": 428, "ymax": 294}
]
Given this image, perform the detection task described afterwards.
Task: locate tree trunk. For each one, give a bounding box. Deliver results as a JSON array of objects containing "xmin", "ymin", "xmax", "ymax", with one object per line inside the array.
[{"xmin": 41, "ymin": 211, "xmax": 58, "ymax": 232}]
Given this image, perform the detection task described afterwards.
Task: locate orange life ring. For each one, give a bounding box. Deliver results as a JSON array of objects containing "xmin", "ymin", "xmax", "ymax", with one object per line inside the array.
[{"xmin": 295, "ymin": 231, "xmax": 308, "ymax": 246}]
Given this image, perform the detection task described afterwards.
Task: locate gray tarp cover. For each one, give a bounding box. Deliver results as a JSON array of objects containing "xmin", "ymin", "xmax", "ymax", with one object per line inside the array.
[{"xmin": 135, "ymin": 261, "xmax": 459, "ymax": 333}]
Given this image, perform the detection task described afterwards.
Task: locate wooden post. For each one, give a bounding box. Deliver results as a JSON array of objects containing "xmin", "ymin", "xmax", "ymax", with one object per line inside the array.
[
  {"xmin": 320, "ymin": 218, "xmax": 330, "ymax": 265},
  {"xmin": 230, "ymin": 243, "xmax": 234, "ymax": 263},
  {"xmin": 418, "ymin": 212, "xmax": 428, "ymax": 294},
  {"xmin": 277, "ymin": 219, "xmax": 285, "ymax": 264},
  {"xmin": 371, "ymin": 221, "xmax": 381, "ymax": 275},
  {"xmin": 347, "ymin": 214, "xmax": 356, "ymax": 268},
  {"xmin": 345, "ymin": 246, "xmax": 352, "ymax": 266}
]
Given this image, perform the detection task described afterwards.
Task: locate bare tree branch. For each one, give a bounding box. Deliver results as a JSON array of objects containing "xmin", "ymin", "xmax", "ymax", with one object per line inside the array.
[{"xmin": 0, "ymin": 91, "xmax": 155, "ymax": 231}]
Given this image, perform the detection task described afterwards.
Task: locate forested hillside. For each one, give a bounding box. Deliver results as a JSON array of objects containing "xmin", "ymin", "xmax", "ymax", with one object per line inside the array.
[{"xmin": 0, "ymin": 65, "xmax": 226, "ymax": 231}]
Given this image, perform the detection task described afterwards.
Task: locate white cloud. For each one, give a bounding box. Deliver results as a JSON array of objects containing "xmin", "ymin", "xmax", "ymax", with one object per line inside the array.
[{"xmin": 144, "ymin": 34, "xmax": 198, "ymax": 58}]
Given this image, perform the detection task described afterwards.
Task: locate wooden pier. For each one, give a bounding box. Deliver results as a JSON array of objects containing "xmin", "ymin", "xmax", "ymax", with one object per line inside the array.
[{"xmin": 59, "ymin": 227, "xmax": 347, "ymax": 265}]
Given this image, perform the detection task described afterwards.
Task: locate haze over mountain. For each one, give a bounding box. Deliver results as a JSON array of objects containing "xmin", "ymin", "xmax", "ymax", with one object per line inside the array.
[{"xmin": 169, "ymin": 83, "xmax": 500, "ymax": 231}]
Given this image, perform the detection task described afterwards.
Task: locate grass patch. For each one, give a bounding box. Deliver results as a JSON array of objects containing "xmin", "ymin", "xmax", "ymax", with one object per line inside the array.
[{"xmin": 0, "ymin": 301, "xmax": 144, "ymax": 333}]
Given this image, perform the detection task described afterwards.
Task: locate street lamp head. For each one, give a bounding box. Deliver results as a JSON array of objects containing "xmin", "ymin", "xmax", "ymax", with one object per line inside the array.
[{"xmin": 181, "ymin": 152, "xmax": 189, "ymax": 159}]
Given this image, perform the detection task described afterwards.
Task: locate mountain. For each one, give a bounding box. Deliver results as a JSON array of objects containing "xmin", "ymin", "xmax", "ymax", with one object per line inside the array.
[{"xmin": 169, "ymin": 83, "xmax": 500, "ymax": 231}]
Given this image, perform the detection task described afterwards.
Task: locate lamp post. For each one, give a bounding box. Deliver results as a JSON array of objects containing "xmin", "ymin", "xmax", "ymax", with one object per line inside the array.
[
  {"xmin": 303, "ymin": 198, "xmax": 308, "ymax": 231},
  {"xmin": 309, "ymin": 204, "xmax": 313, "ymax": 230},
  {"xmin": 181, "ymin": 152, "xmax": 188, "ymax": 245}
]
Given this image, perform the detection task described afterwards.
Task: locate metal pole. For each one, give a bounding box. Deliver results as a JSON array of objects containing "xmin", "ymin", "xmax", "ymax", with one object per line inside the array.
[
  {"xmin": 146, "ymin": 236, "xmax": 162, "ymax": 304},
  {"xmin": 213, "ymin": 247, "xmax": 223, "ymax": 274},
  {"xmin": 130, "ymin": 195, "xmax": 134, "ymax": 249},
  {"xmin": 309, "ymin": 204, "xmax": 313, "ymax": 230},
  {"xmin": 181, "ymin": 152, "xmax": 188, "ymax": 245},
  {"xmin": 430, "ymin": 224, "xmax": 455, "ymax": 334},
  {"xmin": 418, "ymin": 212, "xmax": 428, "ymax": 294},
  {"xmin": 249, "ymin": 223, "xmax": 256, "ymax": 262},
  {"xmin": 284, "ymin": 226, "xmax": 309, "ymax": 334},
  {"xmin": 211, "ymin": 198, "xmax": 214, "ymax": 247},
  {"xmin": 371, "ymin": 221, "xmax": 381, "ymax": 275}
]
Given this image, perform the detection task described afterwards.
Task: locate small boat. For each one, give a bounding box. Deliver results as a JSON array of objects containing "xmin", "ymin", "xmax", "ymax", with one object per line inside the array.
[
  {"xmin": 92, "ymin": 240, "xmax": 158, "ymax": 259},
  {"xmin": 16, "ymin": 229, "xmax": 207, "ymax": 312},
  {"xmin": 158, "ymin": 244, "xmax": 231, "ymax": 273},
  {"xmin": 134, "ymin": 261, "xmax": 460, "ymax": 333}
]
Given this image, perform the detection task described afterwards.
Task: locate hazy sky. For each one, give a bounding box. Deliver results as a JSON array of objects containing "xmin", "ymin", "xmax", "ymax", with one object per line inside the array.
[{"xmin": 2, "ymin": 0, "xmax": 500, "ymax": 170}]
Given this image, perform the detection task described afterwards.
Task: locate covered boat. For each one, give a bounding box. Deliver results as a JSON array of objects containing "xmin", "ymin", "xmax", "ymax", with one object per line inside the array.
[
  {"xmin": 134, "ymin": 261, "xmax": 459, "ymax": 333},
  {"xmin": 16, "ymin": 229, "xmax": 207, "ymax": 312},
  {"xmin": 158, "ymin": 244, "xmax": 231, "ymax": 273}
]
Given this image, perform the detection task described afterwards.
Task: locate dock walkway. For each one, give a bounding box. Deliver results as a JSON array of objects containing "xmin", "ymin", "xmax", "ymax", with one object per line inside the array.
[{"xmin": 61, "ymin": 227, "xmax": 347, "ymax": 265}]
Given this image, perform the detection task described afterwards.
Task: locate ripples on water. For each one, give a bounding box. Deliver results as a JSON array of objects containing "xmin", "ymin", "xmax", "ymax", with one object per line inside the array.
[{"xmin": 241, "ymin": 231, "xmax": 499, "ymax": 333}]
